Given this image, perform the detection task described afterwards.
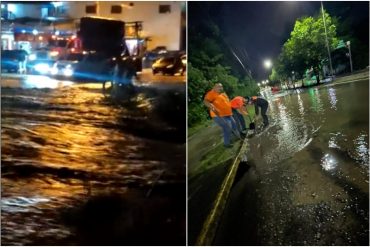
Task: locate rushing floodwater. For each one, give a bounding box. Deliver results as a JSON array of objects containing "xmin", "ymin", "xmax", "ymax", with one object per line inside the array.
[
  {"xmin": 1, "ymin": 79, "xmax": 186, "ymax": 245},
  {"xmin": 215, "ymin": 80, "xmax": 369, "ymax": 245}
]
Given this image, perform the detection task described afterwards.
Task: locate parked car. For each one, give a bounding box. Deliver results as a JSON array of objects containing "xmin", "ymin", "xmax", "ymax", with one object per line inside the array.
[
  {"xmin": 1, "ymin": 49, "xmax": 28, "ymax": 73},
  {"xmin": 143, "ymin": 46, "xmax": 168, "ymax": 62},
  {"xmin": 51, "ymin": 52, "xmax": 86, "ymax": 79},
  {"xmin": 152, "ymin": 54, "xmax": 185, "ymax": 76},
  {"xmin": 27, "ymin": 49, "xmax": 58, "ymax": 74}
]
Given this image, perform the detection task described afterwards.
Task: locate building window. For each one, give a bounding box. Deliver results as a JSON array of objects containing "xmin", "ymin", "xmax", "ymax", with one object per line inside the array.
[
  {"xmin": 159, "ymin": 5, "xmax": 171, "ymax": 14},
  {"xmin": 111, "ymin": 5, "xmax": 122, "ymax": 14},
  {"xmin": 86, "ymin": 5, "xmax": 97, "ymax": 14}
]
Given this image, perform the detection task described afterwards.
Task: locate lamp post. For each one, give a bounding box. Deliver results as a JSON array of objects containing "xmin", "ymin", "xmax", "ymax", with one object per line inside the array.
[
  {"xmin": 346, "ymin": 41, "xmax": 353, "ymax": 73},
  {"xmin": 321, "ymin": 1, "xmax": 334, "ymax": 77}
]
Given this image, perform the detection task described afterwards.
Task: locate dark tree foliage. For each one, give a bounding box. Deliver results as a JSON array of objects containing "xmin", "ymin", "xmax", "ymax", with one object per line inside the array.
[{"xmin": 188, "ymin": 2, "xmax": 259, "ymax": 128}]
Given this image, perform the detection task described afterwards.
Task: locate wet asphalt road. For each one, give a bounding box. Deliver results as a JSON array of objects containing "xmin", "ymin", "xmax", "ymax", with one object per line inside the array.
[
  {"xmin": 214, "ymin": 79, "xmax": 369, "ymax": 245},
  {"xmin": 1, "ymin": 73, "xmax": 186, "ymax": 245}
]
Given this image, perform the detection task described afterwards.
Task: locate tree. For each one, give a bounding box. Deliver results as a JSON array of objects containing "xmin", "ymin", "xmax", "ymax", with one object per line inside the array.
[
  {"xmin": 188, "ymin": 4, "xmax": 260, "ymax": 128},
  {"xmin": 277, "ymin": 10, "xmax": 339, "ymax": 85}
]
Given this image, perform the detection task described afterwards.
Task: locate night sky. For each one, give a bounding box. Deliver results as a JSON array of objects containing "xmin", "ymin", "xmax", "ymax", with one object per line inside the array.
[{"xmin": 189, "ymin": 1, "xmax": 369, "ymax": 81}]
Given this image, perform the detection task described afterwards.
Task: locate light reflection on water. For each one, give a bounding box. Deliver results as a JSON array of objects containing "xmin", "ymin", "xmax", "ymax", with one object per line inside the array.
[
  {"xmin": 242, "ymin": 80, "xmax": 369, "ymax": 245},
  {"xmin": 328, "ymin": 87, "xmax": 338, "ymax": 110},
  {"xmin": 1, "ymin": 82, "xmax": 185, "ymax": 245},
  {"xmin": 320, "ymin": 153, "xmax": 338, "ymax": 171}
]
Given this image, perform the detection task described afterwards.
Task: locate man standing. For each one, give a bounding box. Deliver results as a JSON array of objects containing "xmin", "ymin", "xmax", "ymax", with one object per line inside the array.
[
  {"xmin": 203, "ymin": 83, "xmax": 239, "ymax": 148},
  {"xmin": 246, "ymin": 96, "xmax": 269, "ymax": 128},
  {"xmin": 230, "ymin": 96, "xmax": 248, "ymax": 134}
]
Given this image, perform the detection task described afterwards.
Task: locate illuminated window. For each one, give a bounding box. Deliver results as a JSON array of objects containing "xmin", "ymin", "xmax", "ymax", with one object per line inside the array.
[
  {"xmin": 159, "ymin": 5, "xmax": 171, "ymax": 14},
  {"xmin": 85, "ymin": 5, "xmax": 97, "ymax": 14},
  {"xmin": 111, "ymin": 5, "xmax": 122, "ymax": 14}
]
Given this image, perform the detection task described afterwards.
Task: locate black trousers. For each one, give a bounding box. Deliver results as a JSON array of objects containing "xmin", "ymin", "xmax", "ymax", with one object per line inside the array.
[
  {"xmin": 259, "ymin": 104, "xmax": 269, "ymax": 126},
  {"xmin": 232, "ymin": 109, "xmax": 246, "ymax": 132}
]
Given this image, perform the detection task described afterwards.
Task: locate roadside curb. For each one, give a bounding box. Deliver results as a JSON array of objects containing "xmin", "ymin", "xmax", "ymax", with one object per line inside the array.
[{"xmin": 195, "ymin": 137, "xmax": 249, "ymax": 245}]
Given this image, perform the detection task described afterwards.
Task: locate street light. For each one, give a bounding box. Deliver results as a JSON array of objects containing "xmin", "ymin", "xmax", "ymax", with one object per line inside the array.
[
  {"xmin": 346, "ymin": 41, "xmax": 353, "ymax": 73},
  {"xmin": 264, "ymin": 59, "xmax": 272, "ymax": 69},
  {"xmin": 321, "ymin": 1, "xmax": 334, "ymax": 76}
]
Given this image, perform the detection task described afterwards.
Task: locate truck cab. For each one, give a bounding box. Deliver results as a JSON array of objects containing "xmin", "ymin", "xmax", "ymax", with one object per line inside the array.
[{"xmin": 75, "ymin": 17, "xmax": 141, "ymax": 84}]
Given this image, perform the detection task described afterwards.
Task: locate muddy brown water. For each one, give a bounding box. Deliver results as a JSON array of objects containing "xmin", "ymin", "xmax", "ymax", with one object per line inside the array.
[
  {"xmin": 1, "ymin": 79, "xmax": 186, "ymax": 245},
  {"xmin": 214, "ymin": 80, "xmax": 369, "ymax": 245}
]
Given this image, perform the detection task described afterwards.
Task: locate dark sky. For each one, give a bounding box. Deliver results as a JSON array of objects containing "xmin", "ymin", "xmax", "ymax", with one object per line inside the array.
[{"xmin": 192, "ymin": 1, "xmax": 369, "ymax": 81}]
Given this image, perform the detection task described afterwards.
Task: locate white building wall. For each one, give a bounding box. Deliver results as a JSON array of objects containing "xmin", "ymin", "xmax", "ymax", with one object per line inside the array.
[
  {"xmin": 67, "ymin": 1, "xmax": 182, "ymax": 50},
  {"xmin": 7, "ymin": 4, "xmax": 41, "ymax": 19}
]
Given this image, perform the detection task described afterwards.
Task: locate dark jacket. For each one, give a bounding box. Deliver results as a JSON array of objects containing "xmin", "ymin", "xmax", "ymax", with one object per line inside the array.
[{"xmin": 252, "ymin": 97, "xmax": 268, "ymax": 115}]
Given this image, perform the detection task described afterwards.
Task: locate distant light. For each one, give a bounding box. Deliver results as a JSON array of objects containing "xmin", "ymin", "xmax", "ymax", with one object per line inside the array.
[
  {"xmin": 21, "ymin": 30, "xmax": 26, "ymax": 33},
  {"xmin": 55, "ymin": 30, "xmax": 60, "ymax": 36},
  {"xmin": 64, "ymin": 67, "xmax": 73, "ymax": 77},
  {"xmin": 52, "ymin": 2, "xmax": 63, "ymax": 7},
  {"xmin": 1, "ymin": 4, "xmax": 5, "ymax": 9},
  {"xmin": 29, "ymin": 54, "xmax": 37, "ymax": 60},
  {"xmin": 50, "ymin": 51, "xmax": 59, "ymax": 57},
  {"xmin": 51, "ymin": 66, "xmax": 58, "ymax": 75},
  {"xmin": 257, "ymin": 83, "xmax": 261, "ymax": 87},
  {"xmin": 34, "ymin": 63, "xmax": 50, "ymax": 74},
  {"xmin": 7, "ymin": 4, "xmax": 16, "ymax": 12},
  {"xmin": 38, "ymin": 36, "xmax": 43, "ymax": 41},
  {"xmin": 264, "ymin": 59, "xmax": 272, "ymax": 69},
  {"xmin": 32, "ymin": 29, "xmax": 38, "ymax": 35}
]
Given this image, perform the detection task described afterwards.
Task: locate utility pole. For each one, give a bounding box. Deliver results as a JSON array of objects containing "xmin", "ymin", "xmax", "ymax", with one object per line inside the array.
[{"xmin": 321, "ymin": 1, "xmax": 334, "ymax": 77}]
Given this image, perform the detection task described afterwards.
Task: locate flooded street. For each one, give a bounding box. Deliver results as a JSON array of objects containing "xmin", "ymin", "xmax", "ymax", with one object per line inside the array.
[
  {"xmin": 215, "ymin": 80, "xmax": 369, "ymax": 245},
  {"xmin": 1, "ymin": 75, "xmax": 186, "ymax": 245}
]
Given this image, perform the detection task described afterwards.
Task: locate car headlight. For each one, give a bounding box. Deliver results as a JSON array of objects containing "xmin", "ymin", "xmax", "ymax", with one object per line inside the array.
[
  {"xmin": 50, "ymin": 66, "xmax": 58, "ymax": 75},
  {"xmin": 166, "ymin": 64, "xmax": 174, "ymax": 69},
  {"xmin": 34, "ymin": 63, "xmax": 50, "ymax": 73},
  {"xmin": 63, "ymin": 67, "xmax": 73, "ymax": 77},
  {"xmin": 29, "ymin": 54, "xmax": 36, "ymax": 61},
  {"xmin": 50, "ymin": 51, "xmax": 59, "ymax": 57}
]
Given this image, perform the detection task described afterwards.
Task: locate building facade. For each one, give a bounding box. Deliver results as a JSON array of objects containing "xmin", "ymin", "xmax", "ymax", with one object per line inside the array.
[{"xmin": 1, "ymin": 1, "xmax": 185, "ymax": 53}]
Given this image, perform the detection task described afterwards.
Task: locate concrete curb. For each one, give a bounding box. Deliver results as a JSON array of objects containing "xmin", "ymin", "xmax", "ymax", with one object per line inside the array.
[{"xmin": 195, "ymin": 138, "xmax": 249, "ymax": 246}]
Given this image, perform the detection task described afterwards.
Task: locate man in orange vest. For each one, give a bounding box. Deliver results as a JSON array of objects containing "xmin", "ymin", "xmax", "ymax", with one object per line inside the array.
[
  {"xmin": 204, "ymin": 83, "xmax": 240, "ymax": 148},
  {"xmin": 246, "ymin": 96, "xmax": 269, "ymax": 128},
  {"xmin": 230, "ymin": 96, "xmax": 248, "ymax": 134}
]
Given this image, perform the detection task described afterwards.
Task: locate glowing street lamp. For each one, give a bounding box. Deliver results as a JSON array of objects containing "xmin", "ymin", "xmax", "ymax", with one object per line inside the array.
[{"xmin": 264, "ymin": 59, "xmax": 272, "ymax": 69}]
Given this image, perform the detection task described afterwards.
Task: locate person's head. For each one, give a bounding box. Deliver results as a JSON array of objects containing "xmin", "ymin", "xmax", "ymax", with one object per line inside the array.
[
  {"xmin": 213, "ymin": 83, "xmax": 224, "ymax": 93},
  {"xmin": 244, "ymin": 96, "xmax": 251, "ymax": 104}
]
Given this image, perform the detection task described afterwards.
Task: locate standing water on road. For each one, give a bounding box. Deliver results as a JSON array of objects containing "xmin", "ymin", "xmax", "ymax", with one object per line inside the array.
[
  {"xmin": 215, "ymin": 80, "xmax": 369, "ymax": 246},
  {"xmin": 1, "ymin": 77, "xmax": 186, "ymax": 245}
]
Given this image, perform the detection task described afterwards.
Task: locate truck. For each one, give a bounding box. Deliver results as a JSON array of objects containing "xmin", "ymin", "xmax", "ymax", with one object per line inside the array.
[{"xmin": 73, "ymin": 17, "xmax": 142, "ymax": 84}]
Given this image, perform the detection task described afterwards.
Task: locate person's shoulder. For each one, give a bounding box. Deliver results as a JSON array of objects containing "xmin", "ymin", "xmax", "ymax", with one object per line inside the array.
[{"xmin": 204, "ymin": 90, "xmax": 216, "ymax": 99}]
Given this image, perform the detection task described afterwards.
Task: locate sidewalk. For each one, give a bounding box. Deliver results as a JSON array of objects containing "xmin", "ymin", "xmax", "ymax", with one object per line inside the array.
[{"xmin": 330, "ymin": 69, "xmax": 369, "ymax": 84}]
